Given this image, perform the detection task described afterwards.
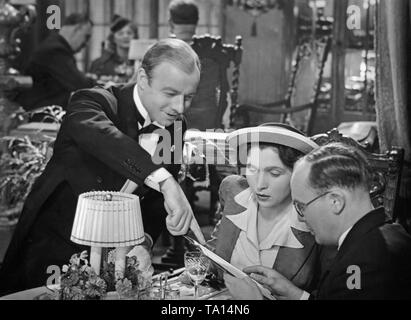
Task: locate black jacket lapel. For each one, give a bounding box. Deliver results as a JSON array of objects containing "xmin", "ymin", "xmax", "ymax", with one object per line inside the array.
[
  {"xmin": 336, "ymin": 207, "xmax": 386, "ymax": 260},
  {"xmin": 113, "ymin": 83, "xmax": 143, "ymax": 140}
]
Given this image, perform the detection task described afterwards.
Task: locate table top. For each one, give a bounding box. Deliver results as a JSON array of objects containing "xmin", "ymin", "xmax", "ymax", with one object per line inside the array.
[
  {"xmin": 158, "ymin": 273, "xmax": 231, "ymax": 300},
  {"xmin": 0, "ymin": 274, "xmax": 232, "ymax": 301}
]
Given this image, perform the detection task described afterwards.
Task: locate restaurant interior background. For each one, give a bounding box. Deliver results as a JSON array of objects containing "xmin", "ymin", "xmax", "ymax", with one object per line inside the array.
[{"xmin": 0, "ymin": 0, "xmax": 410, "ymax": 271}]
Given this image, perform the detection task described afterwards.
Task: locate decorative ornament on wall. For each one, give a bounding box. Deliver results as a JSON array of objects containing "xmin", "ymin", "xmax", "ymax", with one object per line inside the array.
[{"xmin": 232, "ymin": 0, "xmax": 285, "ymax": 36}]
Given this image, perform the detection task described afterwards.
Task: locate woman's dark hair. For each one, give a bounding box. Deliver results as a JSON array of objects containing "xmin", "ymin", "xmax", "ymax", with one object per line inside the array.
[{"xmin": 247, "ymin": 142, "xmax": 305, "ymax": 171}]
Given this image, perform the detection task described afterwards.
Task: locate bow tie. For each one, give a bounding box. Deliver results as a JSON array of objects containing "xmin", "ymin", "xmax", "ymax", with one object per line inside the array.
[
  {"xmin": 139, "ymin": 123, "xmax": 161, "ymax": 134},
  {"xmin": 138, "ymin": 123, "xmax": 165, "ymax": 158}
]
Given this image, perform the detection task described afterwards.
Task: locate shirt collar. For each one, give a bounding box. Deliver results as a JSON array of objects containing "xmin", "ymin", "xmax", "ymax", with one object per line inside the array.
[
  {"xmin": 338, "ymin": 227, "xmax": 353, "ymax": 251},
  {"xmin": 133, "ymin": 84, "xmax": 164, "ymax": 129},
  {"xmin": 227, "ymin": 188, "xmax": 309, "ymax": 250}
]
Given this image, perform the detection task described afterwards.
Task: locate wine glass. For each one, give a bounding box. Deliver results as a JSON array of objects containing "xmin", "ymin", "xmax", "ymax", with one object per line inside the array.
[{"xmin": 184, "ymin": 251, "xmax": 210, "ymax": 299}]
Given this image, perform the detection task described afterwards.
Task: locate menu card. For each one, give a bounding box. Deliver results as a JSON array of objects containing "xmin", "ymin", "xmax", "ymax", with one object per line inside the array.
[{"xmin": 184, "ymin": 236, "xmax": 276, "ymax": 300}]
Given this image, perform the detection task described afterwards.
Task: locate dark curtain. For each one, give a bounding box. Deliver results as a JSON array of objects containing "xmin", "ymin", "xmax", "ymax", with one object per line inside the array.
[{"xmin": 375, "ymin": 0, "xmax": 411, "ymax": 227}]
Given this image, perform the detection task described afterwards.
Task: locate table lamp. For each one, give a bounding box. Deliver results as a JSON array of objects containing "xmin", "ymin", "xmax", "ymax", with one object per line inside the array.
[{"xmin": 71, "ymin": 191, "xmax": 145, "ymax": 280}]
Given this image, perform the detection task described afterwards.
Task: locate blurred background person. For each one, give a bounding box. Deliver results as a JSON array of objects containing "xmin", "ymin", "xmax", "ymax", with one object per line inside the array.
[
  {"xmin": 15, "ymin": 13, "xmax": 95, "ymax": 111},
  {"xmin": 168, "ymin": 0, "xmax": 199, "ymax": 43},
  {"xmin": 89, "ymin": 15, "xmax": 138, "ymax": 81}
]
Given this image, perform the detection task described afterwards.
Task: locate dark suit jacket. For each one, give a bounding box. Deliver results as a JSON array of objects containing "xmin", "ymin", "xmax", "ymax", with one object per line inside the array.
[
  {"xmin": 207, "ymin": 175, "xmax": 330, "ymax": 292},
  {"xmin": 0, "ymin": 83, "xmax": 185, "ymax": 294},
  {"xmin": 315, "ymin": 207, "xmax": 411, "ymax": 300}
]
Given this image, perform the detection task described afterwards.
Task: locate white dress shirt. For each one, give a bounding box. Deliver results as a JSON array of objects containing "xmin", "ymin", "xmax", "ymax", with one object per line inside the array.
[
  {"xmin": 338, "ymin": 227, "xmax": 353, "ymax": 251},
  {"xmin": 133, "ymin": 84, "xmax": 172, "ymax": 191},
  {"xmin": 227, "ymin": 188, "xmax": 310, "ymax": 272}
]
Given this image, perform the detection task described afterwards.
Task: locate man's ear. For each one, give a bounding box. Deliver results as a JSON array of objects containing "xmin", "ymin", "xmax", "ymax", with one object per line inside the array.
[
  {"xmin": 329, "ymin": 191, "xmax": 345, "ymax": 215},
  {"xmin": 137, "ymin": 68, "xmax": 149, "ymax": 90}
]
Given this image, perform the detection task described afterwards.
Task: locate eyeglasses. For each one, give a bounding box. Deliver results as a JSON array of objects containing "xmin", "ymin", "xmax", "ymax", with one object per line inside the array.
[{"xmin": 293, "ymin": 191, "xmax": 332, "ymax": 218}]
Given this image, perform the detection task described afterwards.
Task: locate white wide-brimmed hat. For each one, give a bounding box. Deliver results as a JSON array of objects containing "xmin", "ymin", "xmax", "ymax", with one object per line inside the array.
[{"xmin": 227, "ymin": 123, "xmax": 319, "ymax": 155}]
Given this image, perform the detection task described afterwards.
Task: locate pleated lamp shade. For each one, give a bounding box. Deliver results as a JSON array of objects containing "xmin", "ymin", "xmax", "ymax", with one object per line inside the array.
[{"xmin": 71, "ymin": 191, "xmax": 145, "ymax": 248}]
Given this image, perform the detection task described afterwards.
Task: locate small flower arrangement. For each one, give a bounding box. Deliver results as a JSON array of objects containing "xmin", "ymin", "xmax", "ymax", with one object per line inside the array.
[
  {"xmin": 39, "ymin": 250, "xmax": 153, "ymax": 300},
  {"xmin": 58, "ymin": 251, "xmax": 107, "ymax": 300}
]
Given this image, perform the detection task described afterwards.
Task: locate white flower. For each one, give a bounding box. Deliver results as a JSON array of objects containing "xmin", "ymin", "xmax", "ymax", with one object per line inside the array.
[
  {"xmin": 79, "ymin": 251, "xmax": 88, "ymax": 260},
  {"xmin": 107, "ymin": 249, "xmax": 116, "ymax": 264}
]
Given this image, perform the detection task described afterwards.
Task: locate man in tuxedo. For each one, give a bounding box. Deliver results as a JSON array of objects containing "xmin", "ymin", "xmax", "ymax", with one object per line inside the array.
[
  {"xmin": 0, "ymin": 38, "xmax": 205, "ymax": 295},
  {"xmin": 224, "ymin": 143, "xmax": 411, "ymax": 300}
]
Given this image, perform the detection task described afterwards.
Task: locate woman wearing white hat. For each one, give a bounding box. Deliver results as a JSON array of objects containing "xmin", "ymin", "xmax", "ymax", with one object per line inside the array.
[{"xmin": 208, "ymin": 123, "xmax": 329, "ymax": 298}]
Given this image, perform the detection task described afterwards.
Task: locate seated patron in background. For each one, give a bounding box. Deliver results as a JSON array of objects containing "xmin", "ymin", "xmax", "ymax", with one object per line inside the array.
[
  {"xmin": 207, "ymin": 124, "xmax": 333, "ymax": 296},
  {"xmin": 15, "ymin": 14, "xmax": 95, "ymax": 111},
  {"xmin": 168, "ymin": 0, "xmax": 199, "ymax": 43},
  {"xmin": 227, "ymin": 143, "xmax": 411, "ymax": 299},
  {"xmin": 89, "ymin": 15, "xmax": 138, "ymax": 80},
  {"xmin": 0, "ymin": 39, "xmax": 205, "ymax": 295}
]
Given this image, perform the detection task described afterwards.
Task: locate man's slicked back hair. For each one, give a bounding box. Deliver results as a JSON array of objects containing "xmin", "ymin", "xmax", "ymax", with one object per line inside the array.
[
  {"xmin": 140, "ymin": 38, "xmax": 201, "ymax": 83},
  {"xmin": 302, "ymin": 143, "xmax": 371, "ymax": 193}
]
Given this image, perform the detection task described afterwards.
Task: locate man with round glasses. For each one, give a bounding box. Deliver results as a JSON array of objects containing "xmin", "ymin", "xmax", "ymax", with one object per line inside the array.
[{"xmin": 226, "ymin": 143, "xmax": 411, "ymax": 299}]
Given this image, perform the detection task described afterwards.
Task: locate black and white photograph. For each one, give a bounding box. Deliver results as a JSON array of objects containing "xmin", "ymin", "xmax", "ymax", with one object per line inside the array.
[{"xmin": 0, "ymin": 0, "xmax": 410, "ymax": 307}]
